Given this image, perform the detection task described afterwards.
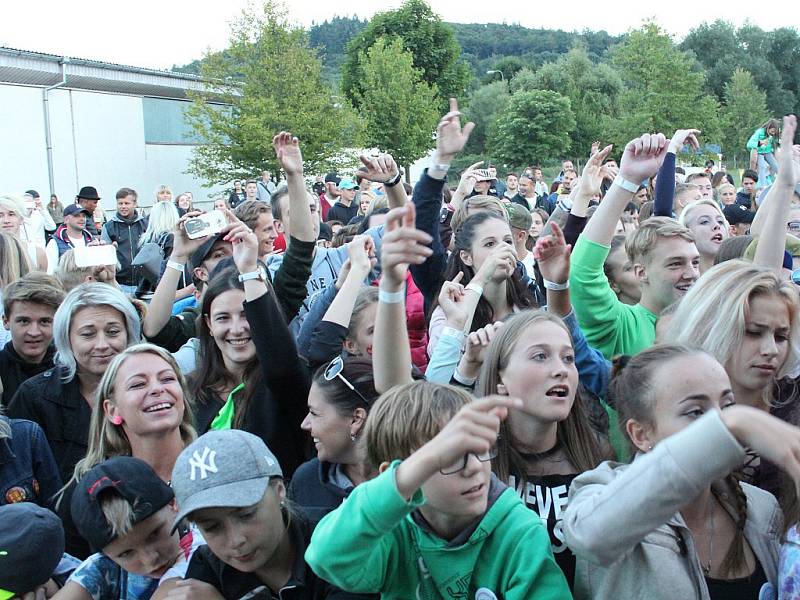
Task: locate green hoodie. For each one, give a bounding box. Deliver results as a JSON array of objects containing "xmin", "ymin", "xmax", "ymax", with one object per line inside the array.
[{"xmin": 305, "ymin": 462, "xmax": 571, "ymax": 600}]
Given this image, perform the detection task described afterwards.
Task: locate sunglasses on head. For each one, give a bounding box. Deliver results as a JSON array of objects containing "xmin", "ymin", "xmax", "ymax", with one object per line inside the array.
[{"xmin": 324, "ymin": 356, "xmax": 371, "ymax": 405}]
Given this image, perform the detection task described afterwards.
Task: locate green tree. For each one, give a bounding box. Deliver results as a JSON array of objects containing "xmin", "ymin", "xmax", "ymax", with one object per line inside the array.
[
  {"xmin": 341, "ymin": 0, "xmax": 471, "ymax": 109},
  {"xmin": 355, "ymin": 37, "xmax": 441, "ymax": 169},
  {"xmin": 185, "ymin": 1, "xmax": 362, "ymax": 185},
  {"xmin": 720, "ymin": 68, "xmax": 771, "ymax": 160},
  {"xmin": 462, "ymin": 81, "xmax": 510, "ymax": 156},
  {"xmin": 609, "ymin": 22, "xmax": 721, "ymax": 149},
  {"xmin": 529, "ymin": 46, "xmax": 623, "ymax": 155},
  {"xmin": 488, "ymin": 90, "xmax": 576, "ymax": 167}
]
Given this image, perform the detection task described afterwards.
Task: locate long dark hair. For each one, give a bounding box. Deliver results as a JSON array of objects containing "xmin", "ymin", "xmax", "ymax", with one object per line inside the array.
[
  {"xmin": 430, "ymin": 212, "xmax": 536, "ymax": 332},
  {"xmin": 191, "ymin": 268, "xmax": 262, "ymax": 429}
]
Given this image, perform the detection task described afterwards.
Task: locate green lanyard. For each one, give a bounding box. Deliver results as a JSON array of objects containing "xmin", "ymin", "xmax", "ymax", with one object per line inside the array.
[{"xmin": 210, "ymin": 383, "xmax": 245, "ymax": 431}]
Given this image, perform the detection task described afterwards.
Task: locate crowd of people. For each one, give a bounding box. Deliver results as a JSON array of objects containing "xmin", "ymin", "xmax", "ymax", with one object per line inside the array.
[{"xmin": 2, "ymin": 101, "xmax": 800, "ymax": 600}]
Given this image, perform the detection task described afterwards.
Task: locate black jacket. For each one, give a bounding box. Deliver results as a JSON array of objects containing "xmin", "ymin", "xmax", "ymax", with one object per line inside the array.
[
  {"xmin": 101, "ymin": 212, "xmax": 149, "ymax": 286},
  {"xmin": 186, "ymin": 514, "xmax": 369, "ymax": 599},
  {"xmin": 288, "ymin": 458, "xmax": 353, "ymax": 527},
  {"xmin": 192, "ymin": 290, "xmax": 311, "ymax": 478},
  {"xmin": 0, "ymin": 342, "xmax": 55, "ymax": 407}
]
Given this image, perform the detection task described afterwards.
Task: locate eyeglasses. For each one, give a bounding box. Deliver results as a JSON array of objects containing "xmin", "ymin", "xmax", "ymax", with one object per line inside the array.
[
  {"xmin": 324, "ymin": 356, "xmax": 370, "ymax": 405},
  {"xmin": 439, "ymin": 446, "xmax": 498, "ymax": 476},
  {"xmin": 788, "ymin": 221, "xmax": 800, "ymax": 234}
]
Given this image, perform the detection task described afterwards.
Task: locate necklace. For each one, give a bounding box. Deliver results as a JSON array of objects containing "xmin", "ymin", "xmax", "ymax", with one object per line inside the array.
[
  {"xmin": 517, "ymin": 437, "xmax": 563, "ymax": 462},
  {"xmin": 703, "ymin": 494, "xmax": 715, "ymax": 576}
]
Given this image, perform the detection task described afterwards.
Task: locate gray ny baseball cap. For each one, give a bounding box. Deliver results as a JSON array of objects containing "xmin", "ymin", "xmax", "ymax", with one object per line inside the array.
[{"xmin": 171, "ymin": 429, "xmax": 282, "ymax": 531}]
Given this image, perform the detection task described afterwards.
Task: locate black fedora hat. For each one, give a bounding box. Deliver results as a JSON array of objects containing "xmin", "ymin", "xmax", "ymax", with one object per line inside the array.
[{"xmin": 76, "ymin": 186, "xmax": 101, "ymax": 200}]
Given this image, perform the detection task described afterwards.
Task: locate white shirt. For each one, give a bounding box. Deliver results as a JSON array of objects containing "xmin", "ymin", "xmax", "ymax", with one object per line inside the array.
[
  {"xmin": 45, "ymin": 232, "xmax": 87, "ymax": 274},
  {"xmin": 22, "ymin": 208, "xmax": 56, "ymax": 248}
]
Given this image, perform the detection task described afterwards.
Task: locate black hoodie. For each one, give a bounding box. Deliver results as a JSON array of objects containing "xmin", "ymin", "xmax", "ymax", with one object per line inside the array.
[
  {"xmin": 288, "ymin": 458, "xmax": 353, "ymax": 527},
  {"xmin": 0, "ymin": 341, "xmax": 55, "ymax": 407}
]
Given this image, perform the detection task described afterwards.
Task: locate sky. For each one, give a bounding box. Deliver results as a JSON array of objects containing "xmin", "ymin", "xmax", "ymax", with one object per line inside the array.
[{"xmin": 1, "ymin": 0, "xmax": 794, "ymax": 71}]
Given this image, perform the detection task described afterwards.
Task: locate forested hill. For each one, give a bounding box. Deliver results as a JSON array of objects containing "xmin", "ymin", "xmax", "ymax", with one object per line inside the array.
[{"xmin": 174, "ymin": 16, "xmax": 620, "ymax": 83}]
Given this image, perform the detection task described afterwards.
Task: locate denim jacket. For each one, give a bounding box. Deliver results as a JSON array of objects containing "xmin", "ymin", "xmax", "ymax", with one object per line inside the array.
[{"xmin": 0, "ymin": 416, "xmax": 62, "ymax": 507}]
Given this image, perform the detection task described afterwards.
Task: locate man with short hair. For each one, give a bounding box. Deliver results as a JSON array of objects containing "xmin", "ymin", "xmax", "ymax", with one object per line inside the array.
[
  {"xmin": 325, "ymin": 178, "xmax": 359, "ymax": 223},
  {"xmin": 320, "ymin": 173, "xmax": 341, "ymax": 221},
  {"xmin": 673, "ymin": 183, "xmax": 702, "ymax": 217},
  {"xmin": 44, "ymin": 204, "xmax": 93, "ymax": 273},
  {"xmin": 507, "ymin": 203, "xmax": 535, "ymax": 278},
  {"xmin": 0, "ymin": 273, "xmax": 64, "ymax": 405},
  {"xmin": 76, "ymin": 186, "xmax": 102, "ymax": 236},
  {"xmin": 101, "ymin": 188, "xmax": 148, "ymax": 295},
  {"xmin": 737, "ymin": 169, "xmax": 759, "ymax": 209},
  {"xmin": 685, "ymin": 172, "xmax": 713, "ymax": 199},
  {"xmin": 244, "ymin": 180, "xmax": 258, "ymax": 203},
  {"xmin": 20, "ymin": 189, "xmax": 57, "ymax": 250},
  {"xmin": 569, "ymin": 133, "xmax": 701, "ymax": 359},
  {"xmin": 235, "ymin": 200, "xmax": 278, "ymax": 259},
  {"xmin": 511, "ymin": 175, "xmax": 548, "ymax": 213},
  {"xmin": 547, "ymin": 167, "xmax": 577, "ymax": 213},
  {"xmin": 504, "ymin": 173, "xmax": 518, "ymax": 200},
  {"xmin": 554, "ymin": 159, "xmax": 574, "ymax": 184},
  {"xmin": 256, "ymin": 170, "xmax": 276, "ymax": 201}
]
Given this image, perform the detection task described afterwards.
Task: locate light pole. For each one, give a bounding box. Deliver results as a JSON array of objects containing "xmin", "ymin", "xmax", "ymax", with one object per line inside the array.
[{"xmin": 486, "ymin": 69, "xmax": 505, "ymax": 81}]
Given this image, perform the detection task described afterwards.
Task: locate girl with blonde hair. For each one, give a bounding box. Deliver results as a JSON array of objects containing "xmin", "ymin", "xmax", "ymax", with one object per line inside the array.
[{"xmin": 678, "ymin": 198, "xmax": 730, "ymax": 274}]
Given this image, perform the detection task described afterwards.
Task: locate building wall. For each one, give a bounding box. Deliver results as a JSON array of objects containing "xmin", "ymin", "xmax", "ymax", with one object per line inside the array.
[{"xmin": 0, "ymin": 83, "xmax": 226, "ymax": 213}]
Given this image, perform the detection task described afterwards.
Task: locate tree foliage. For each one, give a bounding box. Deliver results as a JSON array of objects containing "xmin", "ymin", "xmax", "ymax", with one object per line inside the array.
[
  {"xmin": 488, "ymin": 90, "xmax": 576, "ymax": 168},
  {"xmin": 355, "ymin": 37, "xmax": 441, "ymax": 168},
  {"xmin": 720, "ymin": 68, "xmax": 771, "ymax": 160},
  {"xmin": 527, "ymin": 46, "xmax": 623, "ymax": 155},
  {"xmin": 608, "ymin": 23, "xmax": 721, "ymax": 149},
  {"xmin": 341, "ymin": 0, "xmax": 471, "ymax": 109},
  {"xmin": 462, "ymin": 81, "xmax": 510, "ymax": 157},
  {"xmin": 184, "ymin": 2, "xmax": 362, "ymax": 185}
]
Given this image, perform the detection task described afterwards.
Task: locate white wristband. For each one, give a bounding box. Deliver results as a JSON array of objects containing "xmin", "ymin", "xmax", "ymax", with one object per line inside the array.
[
  {"xmin": 166, "ymin": 260, "xmax": 185, "ymax": 273},
  {"xmin": 378, "ymin": 288, "xmax": 405, "ymax": 304},
  {"xmin": 613, "ymin": 174, "xmax": 639, "ymax": 193},
  {"xmin": 542, "ymin": 278, "xmax": 569, "ymax": 291},
  {"xmin": 465, "ymin": 282, "xmax": 484, "ymax": 297}
]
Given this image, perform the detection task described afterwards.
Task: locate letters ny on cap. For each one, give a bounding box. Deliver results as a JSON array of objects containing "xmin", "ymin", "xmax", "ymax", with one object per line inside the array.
[{"xmin": 189, "ymin": 447, "xmax": 218, "ymax": 481}]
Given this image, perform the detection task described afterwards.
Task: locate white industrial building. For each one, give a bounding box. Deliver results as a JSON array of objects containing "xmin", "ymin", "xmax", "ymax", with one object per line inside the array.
[{"xmin": 0, "ymin": 47, "xmax": 228, "ymax": 212}]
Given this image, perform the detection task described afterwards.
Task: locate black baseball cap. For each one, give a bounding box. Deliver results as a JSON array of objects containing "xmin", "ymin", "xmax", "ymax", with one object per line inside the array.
[
  {"xmin": 190, "ymin": 233, "xmax": 228, "ymax": 270},
  {"xmin": 0, "ymin": 503, "xmax": 64, "ymax": 598},
  {"xmin": 24, "ymin": 189, "xmax": 40, "ymax": 199},
  {"xmin": 722, "ymin": 203, "xmax": 755, "ymax": 225},
  {"xmin": 70, "ymin": 457, "xmax": 174, "ymax": 551},
  {"xmin": 324, "ymin": 173, "xmax": 341, "ymax": 185}
]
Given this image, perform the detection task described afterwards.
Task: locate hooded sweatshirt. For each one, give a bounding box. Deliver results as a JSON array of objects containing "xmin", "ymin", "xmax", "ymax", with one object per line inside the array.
[{"xmin": 305, "ymin": 461, "xmax": 571, "ymax": 600}]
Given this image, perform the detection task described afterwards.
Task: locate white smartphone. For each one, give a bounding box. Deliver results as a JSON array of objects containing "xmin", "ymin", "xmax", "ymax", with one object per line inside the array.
[
  {"xmin": 73, "ymin": 245, "xmax": 117, "ymax": 268},
  {"xmin": 185, "ymin": 210, "xmax": 226, "ymax": 240}
]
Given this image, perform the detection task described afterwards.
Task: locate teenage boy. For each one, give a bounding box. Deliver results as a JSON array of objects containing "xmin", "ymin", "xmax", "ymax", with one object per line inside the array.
[
  {"xmin": 0, "ymin": 273, "xmax": 64, "ymax": 406},
  {"xmin": 569, "ymin": 133, "xmax": 700, "ymax": 359},
  {"xmin": 737, "ymin": 169, "xmax": 759, "ymax": 209},
  {"xmin": 305, "ymin": 382, "xmax": 570, "ymax": 599},
  {"xmin": 62, "ymin": 457, "xmax": 203, "ymax": 599},
  {"xmin": 325, "ymin": 178, "xmax": 359, "ymax": 224},
  {"xmin": 101, "ymin": 188, "xmax": 148, "ymax": 295}
]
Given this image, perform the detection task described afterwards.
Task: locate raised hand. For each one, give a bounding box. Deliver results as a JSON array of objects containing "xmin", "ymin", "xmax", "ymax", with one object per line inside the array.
[
  {"xmin": 534, "ymin": 222, "xmax": 571, "ymax": 284},
  {"xmin": 380, "ymin": 203, "xmax": 433, "ymax": 289},
  {"xmin": 574, "ymin": 144, "xmax": 613, "ymax": 199},
  {"xmin": 619, "ymin": 132, "xmax": 669, "ymax": 185},
  {"xmin": 170, "ymin": 210, "xmax": 208, "ymax": 261},
  {"xmin": 667, "ymin": 129, "xmax": 701, "ymax": 154},
  {"xmin": 776, "ymin": 114, "xmax": 800, "ymax": 188},
  {"xmin": 473, "ymin": 243, "xmax": 517, "ymax": 286},
  {"xmin": 460, "ymin": 321, "xmax": 506, "ymax": 377},
  {"xmin": 438, "ymin": 271, "xmax": 468, "ymax": 328},
  {"xmin": 346, "ymin": 234, "xmax": 376, "ymax": 276},
  {"xmin": 272, "ymin": 131, "xmax": 303, "ymax": 177},
  {"xmin": 435, "ymin": 98, "xmax": 476, "ymax": 161},
  {"xmin": 455, "ymin": 161, "xmax": 485, "ymax": 196},
  {"xmin": 358, "ymin": 153, "xmax": 400, "ymax": 183}
]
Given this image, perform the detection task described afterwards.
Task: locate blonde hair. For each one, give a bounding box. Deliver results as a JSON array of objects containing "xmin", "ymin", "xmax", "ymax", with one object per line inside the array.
[
  {"xmin": 0, "ymin": 231, "xmax": 31, "ymax": 289},
  {"xmin": 98, "ymin": 492, "xmax": 138, "ymax": 540},
  {"xmin": 624, "ymin": 216, "xmax": 694, "ymax": 264},
  {"xmin": 365, "ymin": 381, "xmax": 471, "ymax": 469},
  {"xmin": 451, "ymin": 195, "xmax": 507, "ymax": 235},
  {"xmin": 154, "ymin": 184, "xmax": 173, "ymax": 202},
  {"xmin": 664, "ymin": 260, "xmax": 800, "ymax": 393},
  {"xmin": 358, "ymin": 191, "xmax": 377, "ymax": 216},
  {"xmin": 54, "ymin": 249, "xmax": 93, "ymax": 292},
  {"xmin": 0, "ymin": 194, "xmax": 27, "ymax": 220},
  {"xmin": 476, "ymin": 310, "xmax": 608, "ymax": 479},
  {"xmin": 62, "ymin": 344, "xmax": 196, "ymax": 498},
  {"xmin": 678, "ymin": 198, "xmax": 731, "ymax": 240}
]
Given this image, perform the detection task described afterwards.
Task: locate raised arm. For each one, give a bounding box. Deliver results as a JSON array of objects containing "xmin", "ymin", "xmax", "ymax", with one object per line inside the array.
[
  {"xmin": 142, "ymin": 211, "xmax": 205, "ymax": 340},
  {"xmin": 754, "ymin": 115, "xmax": 800, "ymax": 272},
  {"xmin": 321, "ymin": 236, "xmax": 373, "ymax": 328},
  {"xmin": 275, "ymin": 132, "xmax": 315, "ymax": 243},
  {"xmin": 357, "ymin": 153, "xmax": 407, "ymax": 209},
  {"xmin": 582, "ymin": 133, "xmax": 670, "ymax": 246},
  {"xmin": 654, "ymin": 129, "xmax": 700, "ymax": 217},
  {"xmin": 373, "ymin": 203, "xmax": 432, "ymax": 393}
]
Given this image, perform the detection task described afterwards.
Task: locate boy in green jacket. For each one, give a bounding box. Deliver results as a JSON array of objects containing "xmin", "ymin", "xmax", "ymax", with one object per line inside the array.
[{"xmin": 305, "ymin": 381, "xmax": 571, "ymax": 600}]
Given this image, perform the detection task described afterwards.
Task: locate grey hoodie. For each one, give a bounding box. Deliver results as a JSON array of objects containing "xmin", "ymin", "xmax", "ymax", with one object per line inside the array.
[{"xmin": 563, "ymin": 410, "xmax": 781, "ymax": 600}]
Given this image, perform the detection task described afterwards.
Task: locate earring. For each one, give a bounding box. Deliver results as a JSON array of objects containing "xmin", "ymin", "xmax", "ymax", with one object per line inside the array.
[
  {"xmin": 111, "ymin": 415, "xmax": 123, "ymax": 426},
  {"xmin": 350, "ymin": 433, "xmax": 357, "ymax": 442},
  {"xmin": 648, "ymin": 444, "xmax": 653, "ymax": 451}
]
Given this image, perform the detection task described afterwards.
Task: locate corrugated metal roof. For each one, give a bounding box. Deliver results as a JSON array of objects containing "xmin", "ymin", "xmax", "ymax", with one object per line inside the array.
[{"xmin": 0, "ymin": 46, "xmax": 230, "ymax": 99}]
